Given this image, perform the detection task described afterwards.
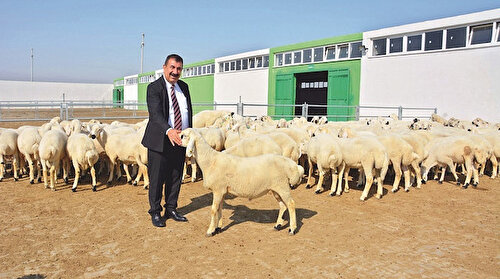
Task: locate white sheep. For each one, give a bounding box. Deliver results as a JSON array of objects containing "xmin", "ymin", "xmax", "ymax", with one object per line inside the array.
[
  {"xmin": 224, "ymin": 135, "xmax": 282, "ymax": 157},
  {"xmin": 38, "ymin": 127, "xmax": 70, "ymax": 190},
  {"xmin": 300, "ymin": 133, "xmax": 344, "ymax": 195},
  {"xmin": 180, "ymin": 128, "xmax": 303, "ymax": 236},
  {"xmin": 66, "ymin": 132, "xmax": 99, "ymax": 192},
  {"xmin": 336, "ymin": 136, "xmax": 389, "ymax": 201},
  {"xmin": 193, "ymin": 110, "xmax": 233, "ymax": 128},
  {"xmin": 17, "ymin": 127, "xmax": 43, "ymax": 184},
  {"xmin": 0, "ymin": 129, "xmax": 21, "ymax": 181}
]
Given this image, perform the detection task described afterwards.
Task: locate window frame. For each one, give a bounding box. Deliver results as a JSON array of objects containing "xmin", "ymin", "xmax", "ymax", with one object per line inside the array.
[{"xmin": 469, "ymin": 23, "xmax": 494, "ymax": 45}]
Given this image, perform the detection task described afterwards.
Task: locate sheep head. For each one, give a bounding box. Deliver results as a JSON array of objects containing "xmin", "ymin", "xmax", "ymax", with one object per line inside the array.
[{"xmin": 180, "ymin": 128, "xmax": 197, "ymax": 157}]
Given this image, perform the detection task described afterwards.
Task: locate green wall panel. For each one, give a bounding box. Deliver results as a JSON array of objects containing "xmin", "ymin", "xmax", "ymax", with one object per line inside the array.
[{"xmin": 182, "ymin": 75, "xmax": 214, "ymax": 115}]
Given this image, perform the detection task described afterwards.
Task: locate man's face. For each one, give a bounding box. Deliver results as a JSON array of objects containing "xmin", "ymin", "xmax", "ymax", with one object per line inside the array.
[{"xmin": 163, "ymin": 58, "xmax": 183, "ymax": 84}]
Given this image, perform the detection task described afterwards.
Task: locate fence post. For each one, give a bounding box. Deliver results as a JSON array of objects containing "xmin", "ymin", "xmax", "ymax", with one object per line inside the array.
[
  {"xmin": 301, "ymin": 103, "xmax": 308, "ymax": 118},
  {"xmin": 398, "ymin": 106, "xmax": 403, "ymax": 120},
  {"xmin": 60, "ymin": 103, "xmax": 65, "ymax": 120},
  {"xmin": 213, "ymin": 101, "xmax": 217, "ymax": 111},
  {"xmin": 355, "ymin": 106, "xmax": 360, "ymax": 121},
  {"xmin": 237, "ymin": 96, "xmax": 243, "ymax": 116},
  {"xmin": 434, "ymin": 107, "xmax": 437, "ymax": 114}
]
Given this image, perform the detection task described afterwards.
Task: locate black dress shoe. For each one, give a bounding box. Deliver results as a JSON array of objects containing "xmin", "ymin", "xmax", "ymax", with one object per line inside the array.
[
  {"xmin": 151, "ymin": 213, "xmax": 166, "ymax": 227},
  {"xmin": 166, "ymin": 209, "xmax": 188, "ymax": 222}
]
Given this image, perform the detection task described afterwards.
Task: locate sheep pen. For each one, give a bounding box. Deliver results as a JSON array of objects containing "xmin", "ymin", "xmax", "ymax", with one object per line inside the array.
[{"xmin": 0, "ymin": 116, "xmax": 498, "ymax": 278}]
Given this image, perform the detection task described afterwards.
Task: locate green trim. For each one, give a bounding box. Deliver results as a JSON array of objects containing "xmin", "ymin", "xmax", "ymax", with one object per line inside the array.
[
  {"xmin": 182, "ymin": 75, "xmax": 214, "ymax": 114},
  {"xmin": 270, "ymin": 33, "xmax": 363, "ymax": 54},
  {"xmin": 183, "ymin": 58, "xmax": 215, "ymax": 68}
]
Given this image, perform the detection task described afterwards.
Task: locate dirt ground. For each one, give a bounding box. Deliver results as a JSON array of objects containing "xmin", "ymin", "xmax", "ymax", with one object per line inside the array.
[{"xmin": 0, "ymin": 117, "xmax": 499, "ymax": 278}]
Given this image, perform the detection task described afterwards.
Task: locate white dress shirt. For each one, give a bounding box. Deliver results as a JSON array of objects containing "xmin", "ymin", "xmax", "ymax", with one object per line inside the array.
[{"xmin": 164, "ymin": 75, "xmax": 189, "ymax": 131}]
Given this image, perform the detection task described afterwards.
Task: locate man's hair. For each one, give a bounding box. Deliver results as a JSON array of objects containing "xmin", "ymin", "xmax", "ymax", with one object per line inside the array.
[{"xmin": 164, "ymin": 54, "xmax": 183, "ymax": 65}]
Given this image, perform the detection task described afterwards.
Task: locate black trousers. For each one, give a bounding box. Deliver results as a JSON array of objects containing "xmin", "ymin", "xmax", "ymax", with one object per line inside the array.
[{"xmin": 147, "ymin": 141, "xmax": 186, "ymax": 216}]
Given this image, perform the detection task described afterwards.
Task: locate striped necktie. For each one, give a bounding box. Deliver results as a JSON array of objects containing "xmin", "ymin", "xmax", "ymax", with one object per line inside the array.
[{"xmin": 170, "ymin": 85, "xmax": 182, "ymax": 130}]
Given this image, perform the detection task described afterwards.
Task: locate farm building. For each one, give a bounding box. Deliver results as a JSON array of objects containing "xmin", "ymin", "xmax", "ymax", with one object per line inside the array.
[{"xmin": 113, "ymin": 8, "xmax": 500, "ymax": 122}]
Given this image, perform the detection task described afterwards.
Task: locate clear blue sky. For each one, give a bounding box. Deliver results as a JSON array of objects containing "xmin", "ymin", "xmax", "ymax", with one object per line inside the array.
[{"xmin": 0, "ymin": 0, "xmax": 498, "ymax": 84}]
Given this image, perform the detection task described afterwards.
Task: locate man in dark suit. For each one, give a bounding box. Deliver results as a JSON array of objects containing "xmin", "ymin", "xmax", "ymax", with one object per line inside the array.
[{"xmin": 141, "ymin": 54, "xmax": 193, "ymax": 227}]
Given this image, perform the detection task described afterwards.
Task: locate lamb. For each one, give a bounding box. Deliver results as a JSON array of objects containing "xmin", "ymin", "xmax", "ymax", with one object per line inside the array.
[
  {"xmin": 0, "ymin": 129, "xmax": 21, "ymax": 181},
  {"xmin": 193, "ymin": 110, "xmax": 233, "ymax": 128},
  {"xmin": 183, "ymin": 127, "xmax": 226, "ymax": 182},
  {"xmin": 431, "ymin": 114, "xmax": 447, "ymax": 125},
  {"xmin": 66, "ymin": 132, "xmax": 99, "ymax": 192},
  {"xmin": 104, "ymin": 127, "xmax": 149, "ymax": 188},
  {"xmin": 300, "ymin": 133, "xmax": 344, "ymax": 195},
  {"xmin": 480, "ymin": 133, "xmax": 500, "ymax": 178},
  {"xmin": 38, "ymin": 127, "xmax": 70, "ymax": 190},
  {"xmin": 421, "ymin": 136, "xmax": 487, "ymax": 188},
  {"xmin": 180, "ymin": 128, "xmax": 303, "ymax": 236},
  {"xmin": 17, "ymin": 127, "xmax": 43, "ymax": 184},
  {"xmin": 377, "ymin": 134, "xmax": 420, "ymax": 193},
  {"xmin": 336, "ymin": 136, "xmax": 389, "ymax": 201}
]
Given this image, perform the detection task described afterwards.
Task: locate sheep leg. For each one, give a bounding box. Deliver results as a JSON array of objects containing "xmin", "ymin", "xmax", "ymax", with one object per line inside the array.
[
  {"xmin": 314, "ymin": 167, "xmax": 325, "ymax": 194},
  {"xmin": 357, "ymin": 168, "xmax": 365, "ymax": 188},
  {"xmin": 90, "ymin": 166, "xmax": 97, "ymax": 191},
  {"xmin": 438, "ymin": 166, "xmax": 446, "ymax": 183},
  {"xmin": 62, "ymin": 157, "xmax": 70, "ymax": 184},
  {"xmin": 343, "ymin": 167, "xmax": 351, "ymax": 193},
  {"xmin": 375, "ymin": 168, "xmax": 384, "ymax": 198},
  {"xmin": 49, "ymin": 164, "xmax": 57, "ymax": 191},
  {"xmin": 107, "ymin": 157, "xmax": 115, "ymax": 185},
  {"xmin": 402, "ymin": 165, "xmax": 411, "ymax": 192},
  {"xmin": 462, "ymin": 159, "xmax": 473, "ymax": 187},
  {"xmin": 191, "ymin": 157, "xmax": 197, "ymax": 182},
  {"xmin": 306, "ymin": 158, "xmax": 314, "ymax": 188},
  {"xmin": 391, "ymin": 160, "xmax": 402, "ymax": 193},
  {"xmin": 490, "ymin": 156, "xmax": 498, "ymax": 179},
  {"xmin": 444, "ymin": 159, "xmax": 460, "ymax": 185},
  {"xmin": 271, "ymin": 191, "xmax": 287, "ymax": 230},
  {"xmin": 72, "ymin": 159, "xmax": 80, "ymax": 192},
  {"xmin": 472, "ymin": 162, "xmax": 479, "ymax": 186},
  {"xmin": 335, "ymin": 163, "xmax": 346, "ymax": 196},
  {"xmin": 36, "ymin": 161, "xmax": 42, "ymax": 183},
  {"xmin": 12, "ymin": 153, "xmax": 19, "ymax": 181},
  {"xmin": 207, "ymin": 192, "xmax": 224, "ymax": 237},
  {"xmin": 411, "ymin": 161, "xmax": 422, "ymax": 188},
  {"xmin": 0, "ymin": 155, "xmax": 4, "ymax": 181},
  {"xmin": 122, "ymin": 163, "xmax": 132, "ymax": 184},
  {"xmin": 182, "ymin": 160, "xmax": 187, "ymax": 181},
  {"xmin": 133, "ymin": 165, "xmax": 142, "ymax": 186},
  {"xmin": 41, "ymin": 160, "xmax": 49, "ymax": 188},
  {"xmin": 26, "ymin": 154, "xmax": 35, "ymax": 184},
  {"xmin": 217, "ymin": 197, "xmax": 223, "ymax": 230},
  {"xmin": 275, "ymin": 190, "xmax": 297, "ymax": 235},
  {"xmin": 360, "ymin": 168, "xmax": 375, "ymax": 201}
]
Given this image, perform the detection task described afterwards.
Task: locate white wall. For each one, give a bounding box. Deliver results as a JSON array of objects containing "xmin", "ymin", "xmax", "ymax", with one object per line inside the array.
[
  {"xmin": 123, "ymin": 75, "xmax": 138, "ymax": 109},
  {"xmin": 214, "ymin": 49, "xmax": 269, "ymax": 117},
  {"xmin": 361, "ymin": 9, "xmax": 500, "ymax": 122},
  {"xmin": 0, "ymin": 80, "xmax": 113, "ymax": 101}
]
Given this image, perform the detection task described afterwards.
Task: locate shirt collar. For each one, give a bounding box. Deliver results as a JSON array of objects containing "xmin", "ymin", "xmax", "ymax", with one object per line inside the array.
[{"xmin": 163, "ymin": 74, "xmax": 176, "ymax": 89}]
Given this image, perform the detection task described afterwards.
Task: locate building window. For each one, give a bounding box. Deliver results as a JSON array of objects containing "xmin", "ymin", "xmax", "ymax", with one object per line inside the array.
[
  {"xmin": 211, "ymin": 64, "xmax": 215, "ymax": 73},
  {"xmin": 198, "ymin": 66, "xmax": 202, "ymax": 75},
  {"xmin": 350, "ymin": 41, "xmax": 362, "ymax": 57},
  {"xmin": 446, "ymin": 27, "xmax": 466, "ymax": 49},
  {"xmin": 303, "ymin": 49, "xmax": 312, "ymax": 63},
  {"xmin": 470, "ymin": 24, "xmax": 493, "ymax": 45},
  {"xmin": 325, "ymin": 46, "xmax": 335, "ymax": 60},
  {"xmin": 425, "ymin": 30, "xmax": 443, "ymax": 51},
  {"xmin": 256, "ymin": 56, "xmax": 263, "ymax": 67},
  {"xmin": 407, "ymin": 34, "xmax": 422, "ymax": 51},
  {"xmin": 249, "ymin": 58, "xmax": 255, "ymax": 68},
  {"xmin": 294, "ymin": 51, "xmax": 302, "ymax": 63},
  {"xmin": 202, "ymin": 66, "xmax": 206, "ymax": 74},
  {"xmin": 224, "ymin": 62, "xmax": 229, "ymax": 72},
  {"xmin": 389, "ymin": 37, "xmax": 403, "ymax": 53},
  {"xmin": 194, "ymin": 67, "xmax": 197, "ymax": 75},
  {"xmin": 373, "ymin": 38, "xmax": 386, "ymax": 56},
  {"xmin": 285, "ymin": 53, "xmax": 292, "ymax": 64},
  {"xmin": 313, "ymin": 47, "xmax": 323, "ymax": 62},
  {"xmin": 338, "ymin": 44, "xmax": 348, "ymax": 58},
  {"xmin": 219, "ymin": 63, "xmax": 224, "ymax": 72},
  {"xmin": 236, "ymin": 60, "xmax": 241, "ymax": 70},
  {"xmin": 264, "ymin": 56, "xmax": 269, "ymax": 67},
  {"xmin": 230, "ymin": 61, "xmax": 235, "ymax": 71},
  {"xmin": 242, "ymin": 59, "xmax": 248, "ymax": 70},
  {"xmin": 275, "ymin": 54, "xmax": 283, "ymax": 66}
]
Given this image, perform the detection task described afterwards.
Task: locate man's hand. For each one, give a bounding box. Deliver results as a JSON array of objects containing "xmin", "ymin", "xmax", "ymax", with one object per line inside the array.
[{"xmin": 167, "ymin": 129, "xmax": 182, "ymax": 146}]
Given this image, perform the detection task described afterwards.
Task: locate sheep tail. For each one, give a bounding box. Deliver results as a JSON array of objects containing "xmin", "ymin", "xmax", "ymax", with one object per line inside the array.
[
  {"xmin": 463, "ymin": 146, "xmax": 472, "ymax": 156},
  {"xmin": 86, "ymin": 150, "xmax": 99, "ymax": 167},
  {"xmin": 32, "ymin": 143, "xmax": 40, "ymax": 161}
]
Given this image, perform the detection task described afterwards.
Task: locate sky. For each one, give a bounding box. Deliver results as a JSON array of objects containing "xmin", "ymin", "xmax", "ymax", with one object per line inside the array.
[{"xmin": 0, "ymin": 0, "xmax": 498, "ymax": 84}]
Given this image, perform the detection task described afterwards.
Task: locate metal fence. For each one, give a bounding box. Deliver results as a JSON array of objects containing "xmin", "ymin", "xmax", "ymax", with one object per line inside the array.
[{"xmin": 0, "ymin": 100, "xmax": 437, "ymax": 122}]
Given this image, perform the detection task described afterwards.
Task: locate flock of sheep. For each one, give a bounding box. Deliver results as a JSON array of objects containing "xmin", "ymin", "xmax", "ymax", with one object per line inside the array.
[{"xmin": 0, "ymin": 111, "xmax": 499, "ymax": 236}]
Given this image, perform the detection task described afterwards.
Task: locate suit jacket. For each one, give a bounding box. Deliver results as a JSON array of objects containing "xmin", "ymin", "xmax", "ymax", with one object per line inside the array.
[{"xmin": 141, "ymin": 76, "xmax": 193, "ymax": 153}]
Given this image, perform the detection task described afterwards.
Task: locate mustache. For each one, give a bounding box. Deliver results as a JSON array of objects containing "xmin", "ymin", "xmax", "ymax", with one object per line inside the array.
[{"xmin": 170, "ymin": 73, "xmax": 180, "ymax": 78}]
